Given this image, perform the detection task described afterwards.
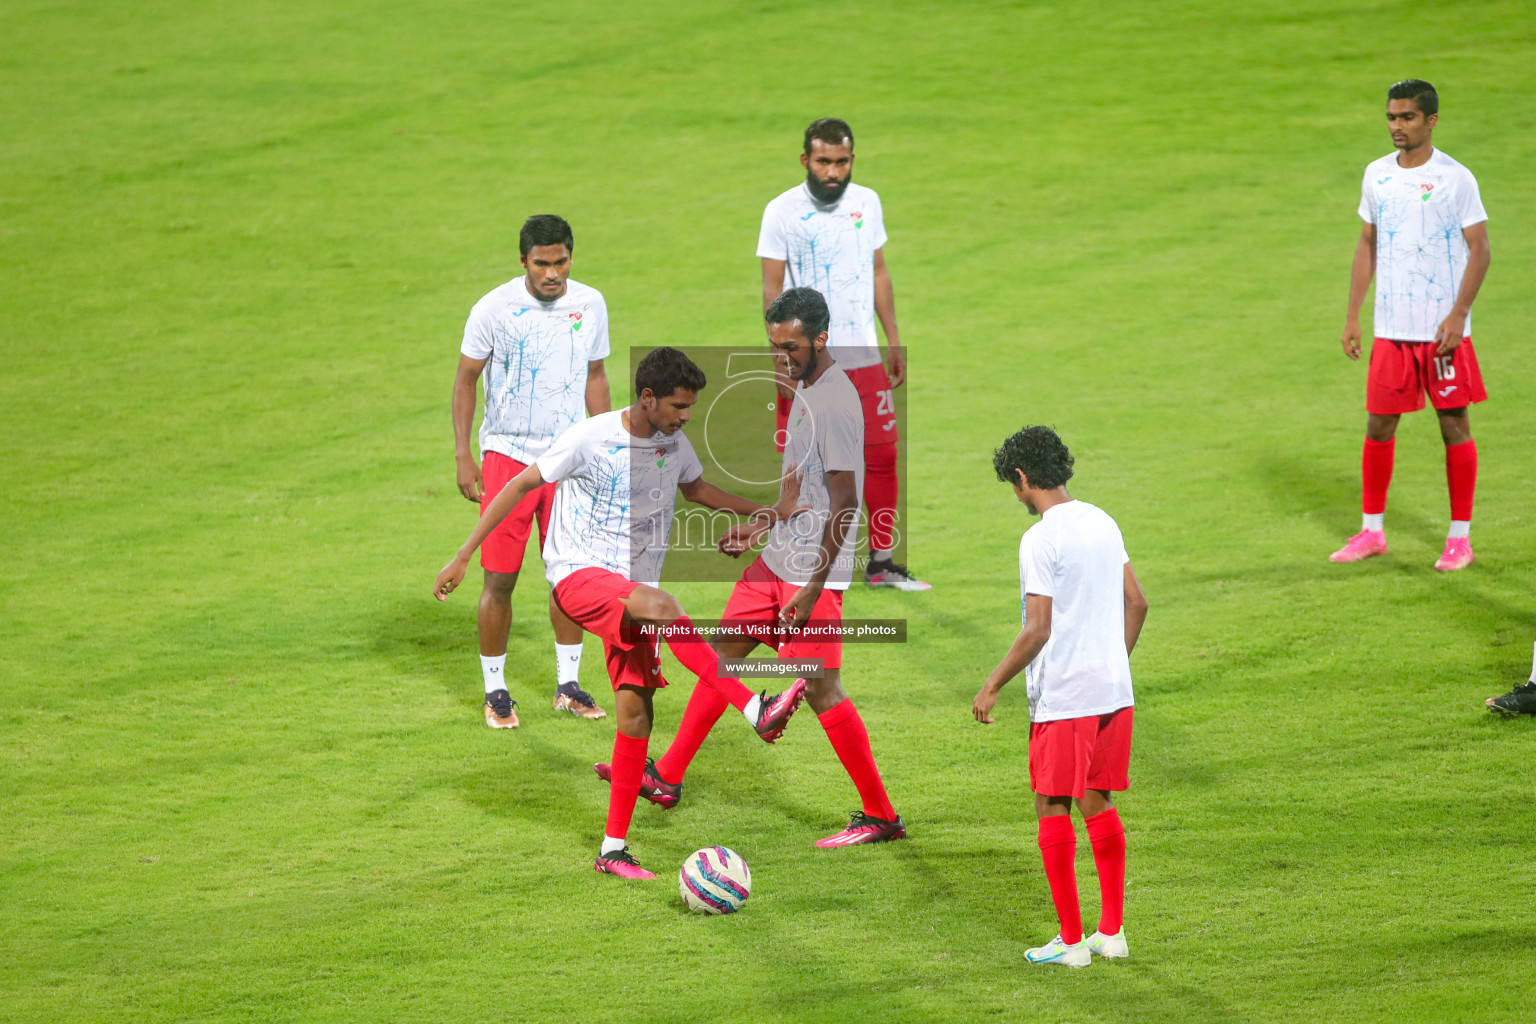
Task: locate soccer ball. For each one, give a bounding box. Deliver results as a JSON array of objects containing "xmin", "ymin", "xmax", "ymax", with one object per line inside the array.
[{"xmin": 679, "ymin": 846, "xmax": 751, "ymax": 914}]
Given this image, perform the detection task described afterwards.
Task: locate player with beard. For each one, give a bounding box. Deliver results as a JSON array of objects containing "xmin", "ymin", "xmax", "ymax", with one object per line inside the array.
[{"xmin": 757, "ymin": 119, "xmax": 928, "ymax": 592}]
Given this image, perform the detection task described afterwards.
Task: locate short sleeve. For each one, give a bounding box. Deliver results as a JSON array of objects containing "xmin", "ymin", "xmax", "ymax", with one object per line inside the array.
[
  {"xmin": 535, "ymin": 420, "xmax": 589, "ymax": 483},
  {"xmin": 461, "ymin": 300, "xmax": 495, "ymax": 359},
  {"xmin": 1455, "ymin": 168, "xmax": 1488, "ymax": 229},
  {"xmin": 868, "ymin": 192, "xmax": 889, "ymax": 250},
  {"xmin": 1023, "ymin": 526, "xmax": 1058, "ymax": 598},
  {"xmin": 1357, "ymin": 168, "xmax": 1376, "ymax": 224},
  {"xmin": 756, "ymin": 199, "xmax": 788, "ymax": 260},
  {"xmin": 675, "ymin": 432, "xmax": 704, "ymax": 485},
  {"xmin": 821, "ymin": 385, "xmax": 864, "ymax": 472},
  {"xmin": 586, "ymin": 294, "xmax": 612, "ymax": 361}
]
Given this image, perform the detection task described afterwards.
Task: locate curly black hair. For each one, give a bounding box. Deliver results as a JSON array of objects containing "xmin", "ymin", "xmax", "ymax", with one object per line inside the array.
[
  {"xmin": 635, "ymin": 346, "xmax": 706, "ymax": 400},
  {"xmin": 765, "ymin": 287, "xmax": 831, "ymax": 343},
  {"xmin": 993, "ymin": 426, "xmax": 1074, "ymax": 490}
]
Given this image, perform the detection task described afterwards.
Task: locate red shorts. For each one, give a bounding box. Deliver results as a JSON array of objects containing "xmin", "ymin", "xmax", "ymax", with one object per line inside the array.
[
  {"xmin": 550, "ymin": 568, "xmax": 667, "ymax": 691},
  {"xmin": 843, "ymin": 363, "xmax": 900, "ymax": 445},
  {"xmin": 720, "ymin": 556, "xmax": 845, "ymax": 668},
  {"xmin": 1367, "ymin": 338, "xmax": 1487, "ymax": 415},
  {"xmin": 1029, "ymin": 706, "xmax": 1133, "ymax": 799},
  {"xmin": 480, "ymin": 453, "xmax": 555, "ymax": 574}
]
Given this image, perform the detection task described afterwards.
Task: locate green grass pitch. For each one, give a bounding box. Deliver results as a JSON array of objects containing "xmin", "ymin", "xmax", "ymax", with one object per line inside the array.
[{"xmin": 4, "ymin": 1, "xmax": 1536, "ymax": 1021}]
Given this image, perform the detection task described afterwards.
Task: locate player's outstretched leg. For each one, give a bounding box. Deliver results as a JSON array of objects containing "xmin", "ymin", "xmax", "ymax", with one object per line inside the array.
[
  {"xmin": 1027, "ymin": 810, "xmax": 1089, "ymax": 967},
  {"xmin": 1084, "ymin": 806, "xmax": 1129, "ymax": 959},
  {"xmin": 811, "ymin": 676, "xmax": 905, "ymax": 847},
  {"xmin": 594, "ymin": 687, "xmax": 656, "ymax": 879}
]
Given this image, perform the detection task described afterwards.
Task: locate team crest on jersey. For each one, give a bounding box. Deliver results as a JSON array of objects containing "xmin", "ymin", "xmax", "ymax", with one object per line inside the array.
[
  {"xmin": 1418, "ymin": 183, "xmax": 1435, "ymax": 202},
  {"xmin": 849, "ymin": 210, "xmax": 863, "ymax": 229},
  {"xmin": 568, "ymin": 311, "xmax": 584, "ymax": 330},
  {"xmin": 653, "ymin": 448, "xmax": 667, "ymax": 467}
]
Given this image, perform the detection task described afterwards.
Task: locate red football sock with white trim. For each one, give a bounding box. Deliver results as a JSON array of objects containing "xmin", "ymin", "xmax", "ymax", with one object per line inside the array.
[
  {"xmin": 864, "ymin": 441, "xmax": 899, "ymax": 554},
  {"xmin": 663, "ymin": 616, "xmax": 754, "ymax": 712},
  {"xmin": 1084, "ymin": 808, "xmax": 1126, "ymax": 936},
  {"xmin": 1362, "ymin": 437, "xmax": 1394, "ymax": 519},
  {"xmin": 818, "ymin": 699, "xmax": 897, "ymax": 821},
  {"xmin": 1038, "ymin": 814, "xmax": 1083, "ymax": 945},
  {"xmin": 1445, "ymin": 439, "xmax": 1477, "ymax": 524},
  {"xmin": 653, "ymin": 678, "xmax": 730, "ymax": 785},
  {"xmin": 604, "ymin": 732, "xmax": 648, "ymax": 843}
]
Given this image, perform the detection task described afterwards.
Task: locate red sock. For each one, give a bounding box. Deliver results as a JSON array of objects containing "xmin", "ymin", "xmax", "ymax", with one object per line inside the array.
[
  {"xmin": 653, "ymin": 678, "xmax": 730, "ymax": 785},
  {"xmin": 1445, "ymin": 439, "xmax": 1477, "ymax": 522},
  {"xmin": 1037, "ymin": 815, "xmax": 1083, "ymax": 945},
  {"xmin": 605, "ymin": 732, "xmax": 648, "ymax": 841},
  {"xmin": 1362, "ymin": 437, "xmax": 1394, "ymax": 517},
  {"xmin": 664, "ymin": 616, "xmax": 754, "ymax": 711},
  {"xmin": 818, "ymin": 699, "xmax": 897, "ymax": 821},
  {"xmin": 1084, "ymin": 808, "xmax": 1126, "ymax": 936},
  {"xmin": 864, "ymin": 441, "xmax": 899, "ymax": 553}
]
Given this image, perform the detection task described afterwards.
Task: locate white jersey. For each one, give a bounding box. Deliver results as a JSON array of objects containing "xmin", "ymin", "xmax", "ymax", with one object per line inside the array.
[
  {"xmin": 757, "ymin": 182, "xmax": 888, "ymax": 370},
  {"xmin": 535, "ymin": 411, "xmax": 703, "ymax": 589},
  {"xmin": 760, "ymin": 363, "xmax": 864, "ymax": 590},
  {"xmin": 461, "ymin": 276, "xmax": 611, "ymax": 464},
  {"xmin": 1018, "ymin": 500, "xmax": 1134, "ymax": 723},
  {"xmin": 1358, "ymin": 149, "xmax": 1488, "ymax": 342}
]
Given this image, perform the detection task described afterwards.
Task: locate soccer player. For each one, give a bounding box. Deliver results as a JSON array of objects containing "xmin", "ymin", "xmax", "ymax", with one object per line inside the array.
[
  {"xmin": 972, "ymin": 426, "xmax": 1148, "ymax": 968},
  {"xmin": 435, "ymin": 347, "xmax": 808, "ymax": 878},
  {"xmin": 758, "ymin": 118, "xmax": 929, "ymax": 592},
  {"xmin": 599, "ymin": 289, "xmax": 906, "ymax": 847},
  {"xmin": 1332, "ymin": 80, "xmax": 1491, "ymax": 571},
  {"xmin": 452, "ymin": 214, "xmax": 612, "ymax": 728},
  {"xmin": 1485, "ymin": 618, "xmax": 1536, "ymax": 716}
]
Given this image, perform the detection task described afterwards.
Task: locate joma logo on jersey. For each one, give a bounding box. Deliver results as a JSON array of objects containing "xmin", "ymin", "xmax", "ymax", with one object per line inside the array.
[{"xmin": 568, "ymin": 312, "xmax": 584, "ymax": 330}]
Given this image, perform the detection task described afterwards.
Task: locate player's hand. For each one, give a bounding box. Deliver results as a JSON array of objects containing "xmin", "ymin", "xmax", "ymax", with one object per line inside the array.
[
  {"xmin": 434, "ymin": 555, "xmax": 470, "ymax": 601},
  {"xmin": 779, "ymin": 584, "xmax": 821, "ymax": 633},
  {"xmin": 886, "ymin": 347, "xmax": 906, "ymax": 388},
  {"xmin": 1434, "ymin": 311, "xmax": 1468, "ymax": 355},
  {"xmin": 771, "ymin": 469, "xmax": 807, "ymax": 522},
  {"xmin": 718, "ymin": 522, "xmax": 768, "ymax": 557},
  {"xmin": 1340, "ymin": 320, "xmax": 1362, "ymax": 361},
  {"xmin": 972, "ymin": 682, "xmax": 1001, "ymax": 724},
  {"xmin": 456, "ymin": 455, "xmax": 483, "ymax": 503}
]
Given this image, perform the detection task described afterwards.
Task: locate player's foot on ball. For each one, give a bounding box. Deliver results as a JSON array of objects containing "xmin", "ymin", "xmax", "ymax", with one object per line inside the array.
[
  {"xmin": 484, "ymin": 689, "xmax": 519, "ymax": 729},
  {"xmin": 553, "ymin": 681, "xmax": 607, "ymax": 719},
  {"xmin": 1486, "ymin": 681, "xmax": 1536, "ymax": 716},
  {"xmin": 1025, "ymin": 935, "xmax": 1091, "ymax": 968},
  {"xmin": 1329, "ymin": 529, "xmax": 1387, "ymax": 563},
  {"xmin": 593, "ymin": 846, "xmax": 655, "ymax": 879},
  {"xmin": 592, "ymin": 757, "xmax": 683, "ymax": 808},
  {"xmin": 864, "ymin": 558, "xmax": 932, "ymax": 592},
  {"xmin": 1434, "ymin": 537, "xmax": 1474, "ymax": 572},
  {"xmin": 815, "ymin": 811, "xmax": 908, "ymax": 848},
  {"xmin": 754, "ymin": 678, "xmax": 808, "ymax": 743},
  {"xmin": 1086, "ymin": 929, "xmax": 1129, "ymax": 959}
]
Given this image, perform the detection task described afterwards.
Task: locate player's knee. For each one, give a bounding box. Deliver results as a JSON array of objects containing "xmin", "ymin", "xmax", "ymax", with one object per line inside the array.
[
  {"xmin": 865, "ymin": 441, "xmax": 897, "ymax": 473},
  {"xmin": 629, "ymin": 587, "xmax": 682, "ymax": 624},
  {"xmin": 482, "ymin": 570, "xmax": 518, "ymax": 598}
]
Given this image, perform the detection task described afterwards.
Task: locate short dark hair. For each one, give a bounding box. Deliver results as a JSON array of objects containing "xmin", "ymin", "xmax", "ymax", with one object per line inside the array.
[
  {"xmin": 765, "ymin": 287, "xmax": 831, "ymax": 343},
  {"xmin": 1387, "ymin": 79, "xmax": 1438, "ymax": 117},
  {"xmin": 635, "ymin": 346, "xmax": 706, "ymax": 400},
  {"xmin": 519, "ymin": 214, "xmax": 574, "ymax": 257},
  {"xmin": 994, "ymin": 426, "xmax": 1075, "ymax": 490},
  {"xmin": 804, "ymin": 117, "xmax": 854, "ymax": 155}
]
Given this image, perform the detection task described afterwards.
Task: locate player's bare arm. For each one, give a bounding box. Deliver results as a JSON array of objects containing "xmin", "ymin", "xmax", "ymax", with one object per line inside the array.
[
  {"xmin": 585, "ymin": 358, "xmax": 612, "ymax": 415},
  {"xmin": 973, "ymin": 593, "xmax": 1053, "ymax": 724},
  {"xmin": 1341, "ymin": 222, "xmax": 1377, "ymax": 361},
  {"xmin": 434, "ymin": 463, "xmax": 547, "ymax": 599},
  {"xmin": 1434, "ymin": 222, "xmax": 1491, "ymax": 355},
  {"xmin": 1123, "ymin": 562, "xmax": 1148, "ymax": 655},
  {"xmin": 451, "ymin": 354, "xmax": 489, "ymax": 500},
  {"xmin": 760, "ymin": 257, "xmax": 794, "ymax": 399},
  {"xmin": 872, "ymin": 248, "xmax": 905, "ymax": 387},
  {"xmin": 780, "ymin": 468, "xmax": 856, "ymax": 631}
]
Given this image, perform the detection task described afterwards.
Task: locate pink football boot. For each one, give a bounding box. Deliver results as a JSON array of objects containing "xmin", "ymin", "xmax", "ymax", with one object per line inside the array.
[{"xmin": 1330, "ymin": 529, "xmax": 1387, "ymax": 563}]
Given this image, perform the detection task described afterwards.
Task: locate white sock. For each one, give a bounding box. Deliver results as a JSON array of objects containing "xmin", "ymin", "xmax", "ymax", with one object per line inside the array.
[
  {"xmin": 742, "ymin": 694, "xmax": 763, "ymax": 723},
  {"xmin": 1528, "ymin": 641, "xmax": 1535, "ymax": 684},
  {"xmin": 601, "ymin": 835, "xmax": 626, "ymax": 855},
  {"xmin": 556, "ymin": 642, "xmax": 583, "ymax": 687},
  {"xmin": 1448, "ymin": 520, "xmax": 1471, "ymax": 539},
  {"xmin": 481, "ymin": 654, "xmax": 507, "ymax": 695},
  {"xmin": 871, "ymin": 548, "xmax": 891, "ymax": 562},
  {"xmin": 1362, "ymin": 513, "xmax": 1384, "ymax": 532}
]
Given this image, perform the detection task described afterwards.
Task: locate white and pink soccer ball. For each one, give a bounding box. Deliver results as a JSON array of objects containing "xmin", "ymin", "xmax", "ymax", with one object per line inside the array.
[{"xmin": 679, "ymin": 846, "xmax": 752, "ymax": 914}]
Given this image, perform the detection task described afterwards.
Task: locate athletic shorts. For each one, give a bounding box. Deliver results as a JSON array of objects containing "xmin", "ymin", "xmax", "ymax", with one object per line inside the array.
[
  {"xmin": 551, "ymin": 568, "xmax": 667, "ymax": 691},
  {"xmin": 1029, "ymin": 706, "xmax": 1133, "ymax": 799},
  {"xmin": 480, "ymin": 452, "xmax": 555, "ymax": 574},
  {"xmin": 719, "ymin": 556, "xmax": 845, "ymax": 668},
  {"xmin": 843, "ymin": 363, "xmax": 900, "ymax": 445},
  {"xmin": 1367, "ymin": 337, "xmax": 1487, "ymax": 416}
]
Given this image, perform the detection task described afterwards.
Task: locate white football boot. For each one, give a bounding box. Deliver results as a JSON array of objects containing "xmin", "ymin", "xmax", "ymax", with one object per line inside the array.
[
  {"xmin": 1086, "ymin": 929, "xmax": 1129, "ymax": 959},
  {"xmin": 1024, "ymin": 935, "xmax": 1091, "ymax": 968}
]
